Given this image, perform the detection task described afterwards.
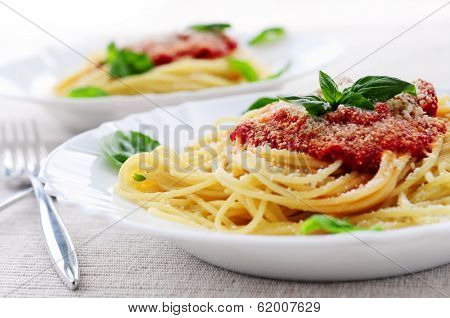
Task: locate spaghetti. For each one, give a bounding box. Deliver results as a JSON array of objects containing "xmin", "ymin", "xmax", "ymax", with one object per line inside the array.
[
  {"xmin": 55, "ymin": 31, "xmax": 269, "ymax": 96},
  {"xmin": 116, "ymin": 81, "xmax": 449, "ymax": 235}
]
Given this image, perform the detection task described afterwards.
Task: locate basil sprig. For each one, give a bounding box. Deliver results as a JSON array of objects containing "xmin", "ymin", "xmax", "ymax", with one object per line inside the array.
[
  {"xmin": 281, "ymin": 71, "xmax": 416, "ymax": 116},
  {"xmin": 189, "ymin": 23, "xmax": 231, "ymax": 33},
  {"xmin": 249, "ymin": 27, "xmax": 286, "ymax": 46},
  {"xmin": 100, "ymin": 130, "xmax": 160, "ymax": 169},
  {"xmin": 106, "ymin": 42, "xmax": 154, "ymax": 78},
  {"xmin": 299, "ymin": 215, "xmax": 382, "ymax": 235},
  {"xmin": 67, "ymin": 86, "xmax": 108, "ymax": 98}
]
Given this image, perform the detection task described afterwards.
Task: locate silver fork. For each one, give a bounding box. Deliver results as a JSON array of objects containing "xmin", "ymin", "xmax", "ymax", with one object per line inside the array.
[{"xmin": 0, "ymin": 120, "xmax": 79, "ymax": 290}]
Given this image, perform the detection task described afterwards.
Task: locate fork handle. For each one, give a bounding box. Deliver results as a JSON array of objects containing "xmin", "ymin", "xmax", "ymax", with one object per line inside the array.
[{"xmin": 29, "ymin": 175, "xmax": 79, "ymax": 290}]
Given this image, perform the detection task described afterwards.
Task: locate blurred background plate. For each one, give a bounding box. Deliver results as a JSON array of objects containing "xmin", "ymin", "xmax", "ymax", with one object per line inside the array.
[{"xmin": 0, "ymin": 32, "xmax": 342, "ymax": 131}]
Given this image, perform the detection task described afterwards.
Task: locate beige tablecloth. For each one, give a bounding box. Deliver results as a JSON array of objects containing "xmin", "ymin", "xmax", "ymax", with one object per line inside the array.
[
  {"xmin": 1, "ymin": 22, "xmax": 449, "ymax": 297},
  {"xmin": 1, "ymin": 189, "xmax": 449, "ymax": 298}
]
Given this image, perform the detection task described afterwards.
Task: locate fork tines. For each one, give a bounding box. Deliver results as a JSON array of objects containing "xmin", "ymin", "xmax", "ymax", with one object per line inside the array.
[{"xmin": 0, "ymin": 120, "xmax": 47, "ymax": 178}]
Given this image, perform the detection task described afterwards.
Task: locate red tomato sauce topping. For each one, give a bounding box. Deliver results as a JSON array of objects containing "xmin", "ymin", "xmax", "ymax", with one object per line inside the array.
[
  {"xmin": 230, "ymin": 80, "xmax": 447, "ymax": 173},
  {"xmin": 129, "ymin": 32, "xmax": 237, "ymax": 66}
]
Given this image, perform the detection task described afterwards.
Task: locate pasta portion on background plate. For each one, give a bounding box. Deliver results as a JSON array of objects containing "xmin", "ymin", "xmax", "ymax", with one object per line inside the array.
[{"xmin": 55, "ymin": 24, "xmax": 284, "ymax": 97}]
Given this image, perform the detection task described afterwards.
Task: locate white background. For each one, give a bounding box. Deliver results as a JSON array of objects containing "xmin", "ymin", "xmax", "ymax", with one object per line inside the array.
[{"xmin": 0, "ymin": 0, "xmax": 448, "ymax": 78}]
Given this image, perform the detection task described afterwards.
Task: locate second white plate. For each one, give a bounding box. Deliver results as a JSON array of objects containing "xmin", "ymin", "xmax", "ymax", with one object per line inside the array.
[{"xmin": 0, "ymin": 32, "xmax": 342, "ymax": 131}]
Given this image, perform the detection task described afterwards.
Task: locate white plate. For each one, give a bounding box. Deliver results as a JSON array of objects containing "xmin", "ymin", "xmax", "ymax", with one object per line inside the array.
[
  {"xmin": 0, "ymin": 32, "xmax": 342, "ymax": 131},
  {"xmin": 39, "ymin": 92, "xmax": 450, "ymax": 281}
]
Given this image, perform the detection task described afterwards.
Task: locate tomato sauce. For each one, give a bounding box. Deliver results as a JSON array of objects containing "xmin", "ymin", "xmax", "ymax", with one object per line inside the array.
[
  {"xmin": 129, "ymin": 32, "xmax": 237, "ymax": 65},
  {"xmin": 230, "ymin": 80, "xmax": 446, "ymax": 173}
]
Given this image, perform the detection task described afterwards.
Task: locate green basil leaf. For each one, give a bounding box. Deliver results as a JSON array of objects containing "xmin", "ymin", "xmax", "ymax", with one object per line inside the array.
[
  {"xmin": 267, "ymin": 61, "xmax": 291, "ymax": 80},
  {"xmin": 279, "ymin": 95, "xmax": 331, "ymax": 117},
  {"xmin": 228, "ymin": 58, "xmax": 259, "ymax": 82},
  {"xmin": 319, "ymin": 71, "xmax": 342, "ymax": 104},
  {"xmin": 107, "ymin": 42, "xmax": 154, "ymax": 78},
  {"xmin": 112, "ymin": 153, "xmax": 129, "ymax": 164},
  {"xmin": 248, "ymin": 27, "xmax": 286, "ymax": 45},
  {"xmin": 349, "ymin": 76, "xmax": 417, "ymax": 103},
  {"xmin": 300, "ymin": 215, "xmax": 360, "ymax": 235},
  {"xmin": 339, "ymin": 92, "xmax": 374, "ymax": 110},
  {"xmin": 244, "ymin": 97, "xmax": 278, "ymax": 113},
  {"xmin": 300, "ymin": 215, "xmax": 383, "ymax": 235},
  {"xmin": 130, "ymin": 131, "xmax": 160, "ymax": 153},
  {"xmin": 67, "ymin": 86, "xmax": 108, "ymax": 98},
  {"xmin": 133, "ymin": 173, "xmax": 146, "ymax": 182},
  {"xmin": 100, "ymin": 130, "xmax": 160, "ymax": 169},
  {"xmin": 189, "ymin": 23, "xmax": 231, "ymax": 32}
]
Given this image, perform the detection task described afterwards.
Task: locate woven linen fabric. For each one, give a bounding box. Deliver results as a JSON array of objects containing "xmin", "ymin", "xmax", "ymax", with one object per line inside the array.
[{"xmin": 1, "ymin": 185, "xmax": 449, "ymax": 298}]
